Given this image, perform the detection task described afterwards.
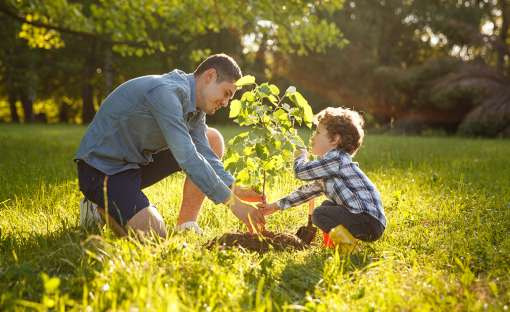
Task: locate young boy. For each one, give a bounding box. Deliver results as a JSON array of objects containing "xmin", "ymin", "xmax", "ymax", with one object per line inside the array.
[{"xmin": 258, "ymin": 107, "xmax": 386, "ymax": 245}]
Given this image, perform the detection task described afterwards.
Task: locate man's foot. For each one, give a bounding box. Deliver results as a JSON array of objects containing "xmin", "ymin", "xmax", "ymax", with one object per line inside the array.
[
  {"xmin": 175, "ymin": 221, "xmax": 203, "ymax": 235},
  {"xmin": 80, "ymin": 198, "xmax": 104, "ymax": 228}
]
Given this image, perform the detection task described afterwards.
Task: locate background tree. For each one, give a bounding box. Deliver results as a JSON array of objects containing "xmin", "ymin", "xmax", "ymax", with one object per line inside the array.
[
  {"xmin": 1, "ymin": 0, "xmax": 509, "ymax": 137},
  {"xmin": 0, "ymin": 0, "xmax": 345, "ymax": 123},
  {"xmin": 270, "ymin": 0, "xmax": 510, "ymax": 136}
]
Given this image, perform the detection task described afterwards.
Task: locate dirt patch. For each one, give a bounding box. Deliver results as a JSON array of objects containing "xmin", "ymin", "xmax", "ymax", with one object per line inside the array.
[
  {"xmin": 295, "ymin": 224, "xmax": 317, "ymax": 244},
  {"xmin": 206, "ymin": 231, "xmax": 307, "ymax": 253}
]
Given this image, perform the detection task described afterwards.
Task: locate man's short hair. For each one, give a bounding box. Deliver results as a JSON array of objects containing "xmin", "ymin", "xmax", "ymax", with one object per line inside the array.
[
  {"xmin": 314, "ymin": 107, "xmax": 365, "ymax": 156},
  {"xmin": 194, "ymin": 53, "xmax": 242, "ymax": 83}
]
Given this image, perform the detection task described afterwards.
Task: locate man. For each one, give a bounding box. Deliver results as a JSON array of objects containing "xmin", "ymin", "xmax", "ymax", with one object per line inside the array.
[{"xmin": 75, "ymin": 53, "xmax": 265, "ymax": 237}]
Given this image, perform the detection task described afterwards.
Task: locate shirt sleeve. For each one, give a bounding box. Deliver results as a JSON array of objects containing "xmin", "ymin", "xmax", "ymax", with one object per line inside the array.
[
  {"xmin": 276, "ymin": 181, "xmax": 323, "ymax": 209},
  {"xmin": 145, "ymin": 85, "xmax": 231, "ymax": 204},
  {"xmin": 293, "ymin": 152, "xmax": 340, "ymax": 181},
  {"xmin": 189, "ymin": 114, "xmax": 235, "ymax": 187}
]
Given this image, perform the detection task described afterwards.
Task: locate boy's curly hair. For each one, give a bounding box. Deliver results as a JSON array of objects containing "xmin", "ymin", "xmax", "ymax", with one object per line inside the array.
[{"xmin": 313, "ymin": 107, "xmax": 365, "ymax": 156}]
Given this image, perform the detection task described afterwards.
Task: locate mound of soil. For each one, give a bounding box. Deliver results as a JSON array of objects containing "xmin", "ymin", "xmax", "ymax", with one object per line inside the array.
[{"xmin": 206, "ymin": 230, "xmax": 307, "ymax": 253}]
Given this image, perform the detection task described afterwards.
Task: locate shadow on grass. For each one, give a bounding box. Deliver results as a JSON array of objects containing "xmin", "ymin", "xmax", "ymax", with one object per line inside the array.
[
  {"xmin": 0, "ymin": 223, "xmax": 100, "ymax": 310},
  {"xmin": 270, "ymin": 246, "xmax": 376, "ymax": 305}
]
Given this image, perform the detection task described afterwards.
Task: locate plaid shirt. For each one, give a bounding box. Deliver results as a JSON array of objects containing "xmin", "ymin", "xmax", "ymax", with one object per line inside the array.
[{"xmin": 276, "ymin": 149, "xmax": 386, "ymax": 227}]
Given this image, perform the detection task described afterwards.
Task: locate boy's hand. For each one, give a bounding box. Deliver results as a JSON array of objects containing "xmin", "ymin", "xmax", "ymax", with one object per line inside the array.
[
  {"xmin": 233, "ymin": 185, "xmax": 265, "ymax": 202},
  {"xmin": 256, "ymin": 202, "xmax": 279, "ymax": 216},
  {"xmin": 294, "ymin": 148, "xmax": 308, "ymax": 158}
]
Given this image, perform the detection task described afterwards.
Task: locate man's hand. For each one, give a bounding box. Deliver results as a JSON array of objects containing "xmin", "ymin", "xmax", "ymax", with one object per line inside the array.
[
  {"xmin": 228, "ymin": 197, "xmax": 266, "ymax": 233},
  {"xmin": 256, "ymin": 202, "xmax": 279, "ymax": 216},
  {"xmin": 233, "ymin": 185, "xmax": 265, "ymax": 202}
]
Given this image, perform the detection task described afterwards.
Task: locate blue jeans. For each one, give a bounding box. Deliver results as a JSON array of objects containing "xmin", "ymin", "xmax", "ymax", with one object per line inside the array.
[{"xmin": 312, "ymin": 200, "xmax": 385, "ymax": 242}]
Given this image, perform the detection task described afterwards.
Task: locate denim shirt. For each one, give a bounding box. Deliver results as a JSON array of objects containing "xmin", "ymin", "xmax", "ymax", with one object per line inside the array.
[{"xmin": 75, "ymin": 69, "xmax": 234, "ymax": 204}]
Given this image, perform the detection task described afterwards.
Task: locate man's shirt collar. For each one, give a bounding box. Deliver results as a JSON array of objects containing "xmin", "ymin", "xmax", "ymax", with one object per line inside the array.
[{"xmin": 185, "ymin": 73, "xmax": 197, "ymax": 115}]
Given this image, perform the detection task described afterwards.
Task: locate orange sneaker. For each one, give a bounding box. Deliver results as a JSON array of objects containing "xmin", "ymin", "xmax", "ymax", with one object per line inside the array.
[{"xmin": 322, "ymin": 231, "xmax": 334, "ymax": 248}]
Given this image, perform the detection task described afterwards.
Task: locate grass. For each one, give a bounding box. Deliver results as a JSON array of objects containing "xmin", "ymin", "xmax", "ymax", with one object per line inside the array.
[{"xmin": 0, "ymin": 123, "xmax": 509, "ymax": 311}]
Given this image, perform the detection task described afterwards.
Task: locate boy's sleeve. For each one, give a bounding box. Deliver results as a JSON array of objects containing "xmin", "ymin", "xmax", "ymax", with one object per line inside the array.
[
  {"xmin": 293, "ymin": 153, "xmax": 339, "ymax": 181},
  {"xmin": 145, "ymin": 85, "xmax": 231, "ymax": 204},
  {"xmin": 276, "ymin": 181, "xmax": 323, "ymax": 209}
]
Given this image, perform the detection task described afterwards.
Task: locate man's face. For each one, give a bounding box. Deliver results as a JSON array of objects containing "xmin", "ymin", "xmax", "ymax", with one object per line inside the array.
[{"xmin": 201, "ymin": 73, "xmax": 237, "ymax": 115}]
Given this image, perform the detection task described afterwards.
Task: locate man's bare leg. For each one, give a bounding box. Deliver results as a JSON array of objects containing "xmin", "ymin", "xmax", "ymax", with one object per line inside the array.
[
  {"xmin": 96, "ymin": 206, "xmax": 167, "ymax": 238},
  {"xmin": 126, "ymin": 205, "xmax": 167, "ymax": 238},
  {"xmin": 96, "ymin": 207, "xmax": 128, "ymax": 237},
  {"xmin": 176, "ymin": 127, "xmax": 225, "ymax": 225}
]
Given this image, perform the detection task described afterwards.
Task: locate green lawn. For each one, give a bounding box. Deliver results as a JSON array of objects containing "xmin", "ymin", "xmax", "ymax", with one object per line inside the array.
[{"xmin": 0, "ymin": 124, "xmax": 509, "ymax": 311}]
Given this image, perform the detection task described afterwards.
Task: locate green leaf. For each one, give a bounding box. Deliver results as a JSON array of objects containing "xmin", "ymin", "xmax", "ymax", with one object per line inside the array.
[
  {"xmin": 273, "ymin": 109, "xmax": 287, "ymax": 121},
  {"xmin": 263, "ymin": 159, "xmax": 276, "ymax": 171},
  {"xmin": 255, "ymin": 143, "xmax": 269, "ymax": 160},
  {"xmin": 303, "ymin": 104, "xmax": 314, "ymax": 128},
  {"xmin": 290, "ymin": 92, "xmax": 307, "ymax": 109},
  {"xmin": 262, "ymin": 115, "xmax": 271, "ymax": 124},
  {"xmin": 241, "ymin": 91, "xmax": 255, "ymax": 102},
  {"xmin": 229, "ymin": 99, "xmax": 241, "ymax": 118},
  {"xmin": 269, "ymin": 84, "xmax": 280, "ymax": 96},
  {"xmin": 282, "ymin": 149, "xmax": 293, "ymax": 160},
  {"xmin": 243, "ymin": 146, "xmax": 254, "ymax": 156},
  {"xmin": 259, "ymin": 83, "xmax": 271, "ymax": 95},
  {"xmin": 224, "ymin": 152, "xmax": 240, "ymax": 169},
  {"xmin": 270, "ymin": 137, "xmax": 282, "ymax": 150},
  {"xmin": 235, "ymin": 75, "xmax": 256, "ymax": 88},
  {"xmin": 236, "ymin": 168, "xmax": 251, "ymax": 184},
  {"xmin": 290, "ymin": 92, "xmax": 314, "ymax": 127},
  {"xmin": 238, "ymin": 131, "xmax": 249, "ymax": 138}
]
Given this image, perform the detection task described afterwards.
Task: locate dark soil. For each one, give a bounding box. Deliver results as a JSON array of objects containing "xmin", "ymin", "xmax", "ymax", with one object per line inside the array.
[{"xmin": 206, "ymin": 230, "xmax": 307, "ymax": 253}]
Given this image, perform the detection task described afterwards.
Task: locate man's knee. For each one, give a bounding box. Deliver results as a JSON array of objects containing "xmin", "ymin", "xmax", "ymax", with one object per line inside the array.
[
  {"xmin": 206, "ymin": 127, "xmax": 225, "ymax": 159},
  {"xmin": 126, "ymin": 205, "xmax": 167, "ymax": 238}
]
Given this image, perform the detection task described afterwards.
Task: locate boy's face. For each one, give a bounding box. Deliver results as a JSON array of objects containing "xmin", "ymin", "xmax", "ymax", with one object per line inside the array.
[
  {"xmin": 199, "ymin": 70, "xmax": 236, "ymax": 115},
  {"xmin": 310, "ymin": 123, "xmax": 340, "ymax": 156}
]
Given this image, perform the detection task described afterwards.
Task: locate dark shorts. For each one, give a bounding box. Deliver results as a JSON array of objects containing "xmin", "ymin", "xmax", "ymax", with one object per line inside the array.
[
  {"xmin": 311, "ymin": 200, "xmax": 385, "ymax": 242},
  {"xmin": 77, "ymin": 149, "xmax": 181, "ymax": 226}
]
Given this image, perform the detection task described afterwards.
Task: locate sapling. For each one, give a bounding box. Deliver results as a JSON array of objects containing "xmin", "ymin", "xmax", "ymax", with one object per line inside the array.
[{"xmin": 224, "ymin": 75, "xmax": 314, "ymax": 198}]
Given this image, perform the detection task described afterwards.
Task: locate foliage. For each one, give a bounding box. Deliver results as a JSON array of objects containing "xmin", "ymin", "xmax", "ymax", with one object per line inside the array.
[
  {"xmin": 433, "ymin": 62, "xmax": 510, "ymax": 137},
  {"xmin": 372, "ymin": 57, "xmax": 485, "ymax": 117},
  {"xmin": 2, "ymin": 0, "xmax": 510, "ymax": 136},
  {"xmin": 3, "ymin": 0, "xmax": 346, "ymax": 57},
  {"xmin": 224, "ymin": 76, "xmax": 313, "ymax": 194},
  {"xmin": 0, "ymin": 0, "xmax": 346, "ymax": 124},
  {"xmin": 276, "ymin": 0, "xmax": 510, "ymax": 134}
]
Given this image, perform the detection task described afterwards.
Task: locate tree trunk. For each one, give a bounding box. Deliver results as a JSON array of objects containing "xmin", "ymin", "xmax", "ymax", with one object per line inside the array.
[
  {"xmin": 497, "ymin": 0, "xmax": 509, "ymax": 73},
  {"xmin": 58, "ymin": 100, "xmax": 69, "ymax": 123},
  {"xmin": 20, "ymin": 92, "xmax": 33, "ymax": 123},
  {"xmin": 82, "ymin": 83, "xmax": 95, "ymax": 124},
  {"xmin": 104, "ymin": 46, "xmax": 114, "ymax": 93},
  {"xmin": 254, "ymin": 34, "xmax": 268, "ymax": 81},
  {"xmin": 81, "ymin": 41, "xmax": 97, "ymax": 124},
  {"xmin": 8, "ymin": 93, "xmax": 19, "ymax": 123}
]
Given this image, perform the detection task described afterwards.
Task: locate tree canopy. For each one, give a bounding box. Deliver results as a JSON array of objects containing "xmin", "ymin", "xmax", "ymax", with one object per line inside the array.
[{"xmin": 1, "ymin": 0, "xmax": 509, "ymax": 137}]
